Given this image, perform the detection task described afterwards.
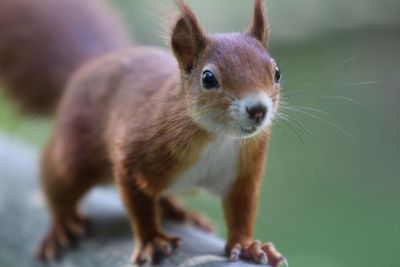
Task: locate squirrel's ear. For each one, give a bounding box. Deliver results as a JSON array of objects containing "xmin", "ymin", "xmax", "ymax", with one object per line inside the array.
[
  {"xmin": 171, "ymin": 0, "xmax": 206, "ymax": 74},
  {"xmin": 249, "ymin": 0, "xmax": 269, "ymax": 47}
]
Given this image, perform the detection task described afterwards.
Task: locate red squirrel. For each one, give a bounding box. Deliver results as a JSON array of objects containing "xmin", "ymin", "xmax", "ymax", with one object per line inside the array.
[{"xmin": 0, "ymin": 0, "xmax": 286, "ymax": 266}]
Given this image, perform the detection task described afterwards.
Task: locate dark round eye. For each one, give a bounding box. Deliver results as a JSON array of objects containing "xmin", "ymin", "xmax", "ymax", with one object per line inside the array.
[
  {"xmin": 274, "ymin": 66, "xmax": 281, "ymax": 83},
  {"xmin": 202, "ymin": 70, "xmax": 219, "ymax": 89}
]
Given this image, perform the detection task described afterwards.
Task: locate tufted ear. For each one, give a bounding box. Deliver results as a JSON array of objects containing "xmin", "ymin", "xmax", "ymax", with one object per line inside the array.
[
  {"xmin": 249, "ymin": 0, "xmax": 269, "ymax": 47},
  {"xmin": 171, "ymin": 0, "xmax": 207, "ymax": 74}
]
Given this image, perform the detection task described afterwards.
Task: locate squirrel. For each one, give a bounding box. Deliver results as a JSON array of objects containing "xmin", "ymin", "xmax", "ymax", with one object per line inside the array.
[{"xmin": 0, "ymin": 0, "xmax": 287, "ymax": 266}]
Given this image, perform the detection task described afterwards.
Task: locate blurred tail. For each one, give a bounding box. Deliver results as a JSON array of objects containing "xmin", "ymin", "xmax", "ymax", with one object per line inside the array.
[{"xmin": 0, "ymin": 0, "xmax": 131, "ymax": 115}]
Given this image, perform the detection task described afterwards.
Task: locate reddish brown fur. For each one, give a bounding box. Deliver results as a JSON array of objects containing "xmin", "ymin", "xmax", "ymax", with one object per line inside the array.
[
  {"xmin": 224, "ymin": 135, "xmax": 268, "ymax": 249},
  {"xmin": 250, "ymin": 0, "xmax": 269, "ymax": 46},
  {"xmin": 0, "ymin": 0, "xmax": 130, "ymax": 114},
  {"xmin": 1, "ymin": 0, "xmax": 285, "ymax": 266}
]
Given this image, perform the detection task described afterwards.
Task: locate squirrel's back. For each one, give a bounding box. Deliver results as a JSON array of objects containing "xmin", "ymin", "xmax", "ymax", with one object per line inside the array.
[{"xmin": 0, "ymin": 0, "xmax": 130, "ymax": 115}]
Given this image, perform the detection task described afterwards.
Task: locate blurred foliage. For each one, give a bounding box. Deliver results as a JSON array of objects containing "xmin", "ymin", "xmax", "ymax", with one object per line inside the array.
[
  {"xmin": 0, "ymin": 91, "xmax": 49, "ymax": 146},
  {"xmin": 112, "ymin": 0, "xmax": 400, "ymax": 44},
  {"xmin": 1, "ymin": 1, "xmax": 400, "ymax": 267}
]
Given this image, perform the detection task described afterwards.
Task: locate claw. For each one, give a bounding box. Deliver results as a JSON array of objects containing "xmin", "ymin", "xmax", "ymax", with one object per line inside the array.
[
  {"xmin": 161, "ymin": 243, "xmax": 173, "ymax": 256},
  {"xmin": 259, "ymin": 251, "xmax": 269, "ymax": 265},
  {"xmin": 261, "ymin": 242, "xmax": 288, "ymax": 267},
  {"xmin": 230, "ymin": 244, "xmax": 241, "ymax": 261},
  {"xmin": 66, "ymin": 220, "xmax": 85, "ymax": 237},
  {"xmin": 132, "ymin": 234, "xmax": 180, "ymax": 265},
  {"xmin": 279, "ymin": 256, "xmax": 289, "ymax": 267},
  {"xmin": 135, "ymin": 252, "xmax": 150, "ymax": 266},
  {"xmin": 229, "ymin": 241, "xmax": 286, "ymax": 267},
  {"xmin": 55, "ymin": 228, "xmax": 70, "ymax": 248},
  {"xmin": 36, "ymin": 214, "xmax": 92, "ymax": 262}
]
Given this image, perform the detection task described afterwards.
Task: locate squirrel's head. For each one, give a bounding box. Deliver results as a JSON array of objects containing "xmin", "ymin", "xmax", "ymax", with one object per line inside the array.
[{"xmin": 171, "ymin": 0, "xmax": 281, "ymax": 139}]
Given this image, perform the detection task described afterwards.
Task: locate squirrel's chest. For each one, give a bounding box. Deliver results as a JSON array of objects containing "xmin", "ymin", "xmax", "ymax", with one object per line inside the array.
[{"xmin": 164, "ymin": 137, "xmax": 241, "ymax": 197}]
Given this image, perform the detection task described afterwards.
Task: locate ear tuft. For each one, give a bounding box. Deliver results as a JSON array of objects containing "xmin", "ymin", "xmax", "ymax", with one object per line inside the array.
[
  {"xmin": 171, "ymin": 0, "xmax": 206, "ymax": 74},
  {"xmin": 249, "ymin": 0, "xmax": 269, "ymax": 46}
]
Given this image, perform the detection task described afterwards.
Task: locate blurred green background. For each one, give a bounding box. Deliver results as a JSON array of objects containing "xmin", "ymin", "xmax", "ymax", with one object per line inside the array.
[{"xmin": 1, "ymin": 0, "xmax": 399, "ymax": 266}]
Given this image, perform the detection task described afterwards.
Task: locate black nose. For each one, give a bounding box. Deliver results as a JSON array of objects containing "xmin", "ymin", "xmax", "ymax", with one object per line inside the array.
[{"xmin": 246, "ymin": 104, "xmax": 267, "ymax": 124}]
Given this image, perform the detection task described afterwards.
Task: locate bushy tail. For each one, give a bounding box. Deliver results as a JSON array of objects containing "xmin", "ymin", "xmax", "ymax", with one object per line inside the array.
[{"xmin": 0, "ymin": 0, "xmax": 130, "ymax": 115}]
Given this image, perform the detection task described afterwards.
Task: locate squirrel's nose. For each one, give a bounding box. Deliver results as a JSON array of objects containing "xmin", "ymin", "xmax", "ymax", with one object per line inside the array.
[{"xmin": 246, "ymin": 104, "xmax": 267, "ymax": 124}]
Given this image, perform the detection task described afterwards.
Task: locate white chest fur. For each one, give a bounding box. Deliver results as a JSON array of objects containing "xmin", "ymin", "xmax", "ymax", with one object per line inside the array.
[{"xmin": 165, "ymin": 136, "xmax": 241, "ymax": 197}]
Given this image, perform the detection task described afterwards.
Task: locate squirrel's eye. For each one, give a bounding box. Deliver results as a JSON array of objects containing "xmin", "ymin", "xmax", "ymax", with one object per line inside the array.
[
  {"xmin": 202, "ymin": 70, "xmax": 219, "ymax": 89},
  {"xmin": 274, "ymin": 66, "xmax": 281, "ymax": 83}
]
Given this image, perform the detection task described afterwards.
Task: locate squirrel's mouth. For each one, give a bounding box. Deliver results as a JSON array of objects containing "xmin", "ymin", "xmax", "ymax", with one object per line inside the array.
[{"xmin": 240, "ymin": 126, "xmax": 258, "ymax": 134}]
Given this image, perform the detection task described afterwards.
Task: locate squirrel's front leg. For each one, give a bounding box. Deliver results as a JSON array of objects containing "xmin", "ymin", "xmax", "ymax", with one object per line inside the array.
[
  {"xmin": 224, "ymin": 140, "xmax": 287, "ymax": 267},
  {"xmin": 224, "ymin": 178, "xmax": 287, "ymax": 267},
  {"xmin": 116, "ymin": 172, "xmax": 181, "ymax": 265}
]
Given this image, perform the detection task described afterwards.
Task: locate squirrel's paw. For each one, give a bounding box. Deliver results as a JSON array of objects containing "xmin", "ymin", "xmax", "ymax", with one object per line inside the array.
[
  {"xmin": 132, "ymin": 233, "xmax": 181, "ymax": 266},
  {"xmin": 185, "ymin": 212, "xmax": 214, "ymax": 232},
  {"xmin": 160, "ymin": 198, "xmax": 214, "ymax": 232},
  {"xmin": 166, "ymin": 209, "xmax": 214, "ymax": 233},
  {"xmin": 35, "ymin": 213, "xmax": 92, "ymax": 261},
  {"xmin": 229, "ymin": 241, "xmax": 288, "ymax": 267}
]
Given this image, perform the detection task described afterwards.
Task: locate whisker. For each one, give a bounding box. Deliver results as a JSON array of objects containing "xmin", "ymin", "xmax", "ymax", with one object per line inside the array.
[
  {"xmin": 282, "ymin": 105, "xmax": 330, "ymax": 116},
  {"xmin": 283, "ymin": 55, "xmax": 360, "ymax": 90},
  {"xmin": 280, "ymin": 118, "xmax": 307, "ymax": 146},
  {"xmin": 343, "ymin": 81, "xmax": 382, "ymax": 87},
  {"xmin": 290, "ymin": 109, "xmax": 355, "ymax": 139},
  {"xmin": 282, "ymin": 79, "xmax": 380, "ymax": 100},
  {"xmin": 319, "ymin": 95, "xmax": 362, "ymax": 106},
  {"xmin": 328, "ymin": 56, "xmax": 359, "ymax": 72},
  {"xmin": 276, "ymin": 112, "xmax": 313, "ymax": 136}
]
